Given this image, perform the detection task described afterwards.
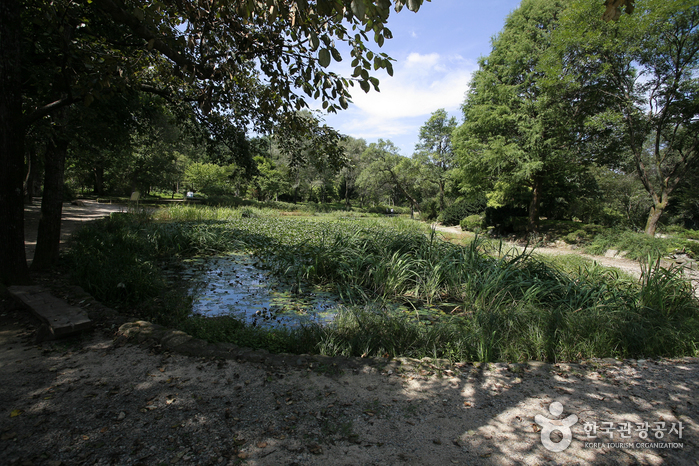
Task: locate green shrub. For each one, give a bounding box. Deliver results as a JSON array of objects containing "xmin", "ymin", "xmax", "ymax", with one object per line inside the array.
[
  {"xmin": 365, "ymin": 205, "xmax": 411, "ymax": 215},
  {"xmin": 461, "ymin": 214, "xmax": 484, "ymax": 232},
  {"xmin": 484, "ymin": 205, "xmax": 528, "ymax": 233},
  {"xmin": 584, "ymin": 230, "xmax": 697, "ymax": 260},
  {"xmin": 564, "ymin": 229, "xmax": 588, "ymax": 244},
  {"xmin": 66, "ymin": 210, "xmax": 699, "ymax": 362},
  {"xmin": 438, "ymin": 197, "xmax": 487, "ymax": 226},
  {"xmin": 420, "ymin": 198, "xmax": 439, "ymax": 221}
]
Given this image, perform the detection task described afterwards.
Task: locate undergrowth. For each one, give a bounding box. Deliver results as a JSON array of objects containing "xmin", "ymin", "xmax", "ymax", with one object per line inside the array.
[{"xmin": 65, "ymin": 207, "xmax": 699, "ymax": 362}]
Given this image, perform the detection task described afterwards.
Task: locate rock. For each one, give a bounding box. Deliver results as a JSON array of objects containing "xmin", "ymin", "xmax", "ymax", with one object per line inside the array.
[{"xmin": 307, "ymin": 443, "xmax": 322, "ymax": 455}]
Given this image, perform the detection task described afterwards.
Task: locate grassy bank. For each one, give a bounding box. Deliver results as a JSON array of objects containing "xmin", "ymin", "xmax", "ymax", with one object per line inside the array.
[{"xmin": 65, "ymin": 206, "xmax": 699, "ymax": 362}]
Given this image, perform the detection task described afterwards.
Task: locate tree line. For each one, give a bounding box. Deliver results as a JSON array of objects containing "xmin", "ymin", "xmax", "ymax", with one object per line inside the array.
[
  {"xmin": 103, "ymin": 0, "xmax": 697, "ymax": 242},
  {"xmin": 0, "ymin": 0, "xmax": 665, "ymax": 286}
]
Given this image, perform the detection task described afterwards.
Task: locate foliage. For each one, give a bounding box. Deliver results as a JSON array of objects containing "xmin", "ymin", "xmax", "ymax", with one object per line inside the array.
[
  {"xmin": 460, "ymin": 215, "xmax": 484, "ymax": 232},
  {"xmin": 437, "ymin": 197, "xmax": 486, "ymax": 227},
  {"xmin": 66, "ymin": 207, "xmax": 699, "ymax": 361},
  {"xmin": 553, "ymin": 0, "xmax": 699, "ymax": 236},
  {"xmin": 413, "ymin": 109, "xmax": 458, "ymax": 211},
  {"xmin": 454, "ymin": 0, "xmax": 582, "ymax": 232},
  {"xmin": 184, "ymin": 162, "xmax": 236, "ymax": 195},
  {"xmin": 585, "ymin": 230, "xmax": 698, "ymax": 261}
]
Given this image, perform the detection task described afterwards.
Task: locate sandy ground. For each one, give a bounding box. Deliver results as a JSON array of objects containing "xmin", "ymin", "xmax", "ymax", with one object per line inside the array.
[
  {"xmin": 0, "ymin": 204, "xmax": 696, "ymax": 465},
  {"xmin": 23, "ymin": 199, "xmax": 126, "ymax": 264}
]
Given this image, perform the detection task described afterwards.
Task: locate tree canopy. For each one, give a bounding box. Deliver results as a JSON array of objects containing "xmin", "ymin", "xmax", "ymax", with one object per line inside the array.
[
  {"xmin": 0, "ymin": 0, "xmax": 432, "ymax": 285},
  {"xmin": 454, "ymin": 0, "xmax": 579, "ymax": 232},
  {"xmin": 553, "ymin": 0, "xmax": 699, "ymax": 235}
]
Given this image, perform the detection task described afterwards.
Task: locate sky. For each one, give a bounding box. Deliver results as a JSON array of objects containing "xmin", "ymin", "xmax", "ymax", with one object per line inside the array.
[{"xmin": 311, "ymin": 0, "xmax": 523, "ymax": 156}]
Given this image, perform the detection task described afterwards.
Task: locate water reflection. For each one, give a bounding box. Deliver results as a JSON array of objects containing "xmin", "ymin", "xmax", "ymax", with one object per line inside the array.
[{"xmin": 180, "ymin": 253, "xmax": 341, "ymax": 328}]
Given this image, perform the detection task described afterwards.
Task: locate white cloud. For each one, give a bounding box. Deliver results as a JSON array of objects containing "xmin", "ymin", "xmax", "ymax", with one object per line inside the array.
[
  {"xmin": 343, "ymin": 52, "xmax": 474, "ymax": 123},
  {"xmin": 313, "ymin": 52, "xmax": 477, "ymax": 153}
]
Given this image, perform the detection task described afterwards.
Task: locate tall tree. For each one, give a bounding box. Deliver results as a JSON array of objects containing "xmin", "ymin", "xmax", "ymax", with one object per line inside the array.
[
  {"xmin": 337, "ymin": 136, "xmax": 367, "ymax": 207},
  {"xmin": 357, "ymin": 139, "xmax": 420, "ymax": 214},
  {"xmin": 453, "ymin": 0, "xmax": 577, "ymax": 232},
  {"xmin": 414, "ymin": 109, "xmax": 457, "ymax": 212},
  {"xmin": 0, "ymin": 0, "xmax": 30, "ymax": 284},
  {"xmin": 555, "ymin": 0, "xmax": 699, "ymax": 236}
]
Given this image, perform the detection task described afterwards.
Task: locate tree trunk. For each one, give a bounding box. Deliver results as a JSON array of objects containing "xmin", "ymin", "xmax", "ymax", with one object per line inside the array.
[
  {"xmin": 344, "ymin": 179, "xmax": 351, "ymax": 208},
  {"xmin": 644, "ymin": 193, "xmax": 669, "ymax": 237},
  {"xmin": 0, "ymin": 0, "xmax": 30, "ymax": 285},
  {"xmin": 93, "ymin": 163, "xmax": 104, "ymax": 195},
  {"xmin": 527, "ymin": 175, "xmax": 543, "ymax": 233},
  {"xmin": 31, "ymin": 137, "xmax": 68, "ymax": 271},
  {"xmin": 438, "ymin": 179, "xmax": 445, "ymax": 212},
  {"xmin": 24, "ymin": 145, "xmax": 38, "ymax": 204}
]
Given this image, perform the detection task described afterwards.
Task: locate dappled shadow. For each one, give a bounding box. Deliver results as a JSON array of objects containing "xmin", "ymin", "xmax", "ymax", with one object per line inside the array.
[
  {"xmin": 24, "ymin": 200, "xmax": 125, "ymax": 264},
  {"xmin": 1, "ymin": 294, "xmax": 697, "ymax": 466}
]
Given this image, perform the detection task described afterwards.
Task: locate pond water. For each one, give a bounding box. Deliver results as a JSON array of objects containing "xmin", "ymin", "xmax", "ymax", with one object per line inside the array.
[{"xmin": 178, "ymin": 253, "xmax": 341, "ymax": 328}]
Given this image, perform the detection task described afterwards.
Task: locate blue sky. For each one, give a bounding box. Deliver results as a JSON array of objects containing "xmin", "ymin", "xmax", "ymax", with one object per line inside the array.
[{"xmin": 313, "ymin": 0, "xmax": 523, "ymax": 155}]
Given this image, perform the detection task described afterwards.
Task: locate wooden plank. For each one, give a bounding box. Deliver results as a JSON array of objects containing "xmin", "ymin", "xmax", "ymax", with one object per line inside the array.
[{"xmin": 7, "ymin": 286, "xmax": 92, "ymax": 338}]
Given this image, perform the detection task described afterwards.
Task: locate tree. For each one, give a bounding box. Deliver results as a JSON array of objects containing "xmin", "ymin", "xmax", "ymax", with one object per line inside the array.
[
  {"xmin": 414, "ymin": 109, "xmax": 457, "ymax": 212},
  {"xmin": 337, "ymin": 136, "xmax": 367, "ymax": 207},
  {"xmin": 454, "ymin": 0, "xmax": 580, "ymax": 233},
  {"xmin": 555, "ymin": 0, "xmax": 699, "ymax": 236},
  {"xmin": 1, "ymin": 0, "xmax": 434, "ymax": 285},
  {"xmin": 357, "ymin": 139, "xmax": 420, "ymax": 214},
  {"xmin": 184, "ymin": 162, "xmax": 235, "ymax": 195}
]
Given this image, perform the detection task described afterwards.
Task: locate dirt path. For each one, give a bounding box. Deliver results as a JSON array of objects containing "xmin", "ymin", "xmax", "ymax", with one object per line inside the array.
[
  {"xmin": 23, "ymin": 199, "xmax": 125, "ymax": 264},
  {"xmin": 432, "ymin": 224, "xmax": 699, "ymax": 295},
  {"xmin": 0, "ymin": 307, "xmax": 697, "ymax": 466},
  {"xmin": 0, "ymin": 206, "xmax": 696, "ymax": 465}
]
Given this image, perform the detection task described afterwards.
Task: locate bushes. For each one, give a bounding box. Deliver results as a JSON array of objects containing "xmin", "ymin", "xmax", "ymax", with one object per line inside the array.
[
  {"xmin": 65, "ymin": 208, "xmax": 699, "ymax": 362},
  {"xmin": 365, "ymin": 205, "xmax": 411, "ymax": 215},
  {"xmin": 484, "ymin": 205, "xmax": 529, "ymax": 233},
  {"xmin": 438, "ymin": 197, "xmax": 486, "ymax": 226},
  {"xmin": 420, "ymin": 198, "xmax": 440, "ymax": 221},
  {"xmin": 585, "ymin": 230, "xmax": 695, "ymax": 261},
  {"xmin": 460, "ymin": 214, "xmax": 484, "ymax": 232}
]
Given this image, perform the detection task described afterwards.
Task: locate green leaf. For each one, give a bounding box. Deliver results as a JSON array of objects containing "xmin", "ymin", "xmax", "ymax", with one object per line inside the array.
[
  {"xmin": 407, "ymin": 0, "xmax": 421, "ymax": 12},
  {"xmin": 351, "ymin": 0, "xmax": 366, "ymax": 21},
  {"xmin": 309, "ymin": 32, "xmax": 319, "ymax": 51},
  {"xmin": 359, "ymin": 80, "xmax": 370, "ymax": 93},
  {"xmin": 386, "ymin": 62, "xmax": 394, "ymax": 77},
  {"xmin": 318, "ymin": 49, "xmax": 331, "ymax": 68},
  {"xmin": 330, "ymin": 47, "xmax": 342, "ymax": 62}
]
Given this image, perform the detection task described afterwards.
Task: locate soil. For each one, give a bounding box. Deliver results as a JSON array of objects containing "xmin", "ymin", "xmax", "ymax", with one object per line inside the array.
[{"xmin": 0, "ymin": 204, "xmax": 697, "ymax": 465}]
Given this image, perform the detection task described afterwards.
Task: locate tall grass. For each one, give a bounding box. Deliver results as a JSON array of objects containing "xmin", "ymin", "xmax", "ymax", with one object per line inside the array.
[
  {"xmin": 65, "ymin": 208, "xmax": 699, "ymax": 362},
  {"xmin": 586, "ymin": 229, "xmax": 698, "ymax": 261}
]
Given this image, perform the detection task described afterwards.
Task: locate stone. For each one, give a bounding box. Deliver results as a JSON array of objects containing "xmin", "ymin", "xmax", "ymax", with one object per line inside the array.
[{"xmin": 8, "ymin": 286, "xmax": 91, "ymax": 341}]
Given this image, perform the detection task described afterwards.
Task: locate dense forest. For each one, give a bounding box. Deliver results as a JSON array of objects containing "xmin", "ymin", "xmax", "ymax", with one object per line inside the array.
[{"xmin": 2, "ymin": 0, "xmax": 697, "ymax": 285}]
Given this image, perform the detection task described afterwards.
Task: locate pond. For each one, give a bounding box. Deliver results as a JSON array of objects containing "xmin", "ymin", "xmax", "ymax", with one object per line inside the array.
[{"xmin": 178, "ymin": 253, "xmax": 342, "ymax": 328}]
